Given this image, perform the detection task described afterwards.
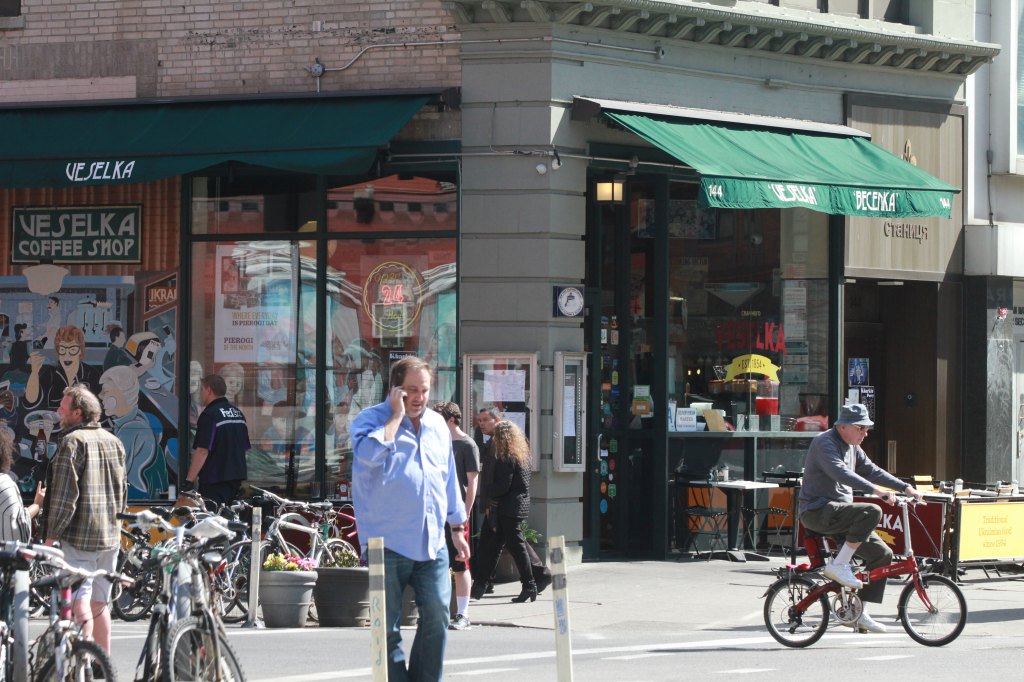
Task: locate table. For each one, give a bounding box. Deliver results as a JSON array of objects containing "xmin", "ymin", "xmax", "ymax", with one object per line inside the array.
[{"xmin": 713, "ymin": 480, "xmax": 779, "ymax": 562}]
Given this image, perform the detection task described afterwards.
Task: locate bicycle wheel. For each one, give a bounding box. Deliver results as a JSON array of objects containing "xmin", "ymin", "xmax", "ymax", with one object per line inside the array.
[
  {"xmin": 33, "ymin": 637, "xmax": 118, "ymax": 682},
  {"xmin": 763, "ymin": 576, "xmax": 829, "ymax": 648},
  {"xmin": 113, "ymin": 548, "xmax": 160, "ymax": 621},
  {"xmin": 320, "ymin": 538, "xmax": 357, "ymax": 566},
  {"xmin": 898, "ymin": 574, "xmax": 967, "ymax": 646},
  {"xmin": 220, "ymin": 541, "xmax": 252, "ymax": 624},
  {"xmin": 162, "ymin": 615, "xmax": 247, "ymax": 682}
]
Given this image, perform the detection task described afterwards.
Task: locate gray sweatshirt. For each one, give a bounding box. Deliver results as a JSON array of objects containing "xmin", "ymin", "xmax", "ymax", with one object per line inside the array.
[{"xmin": 798, "ymin": 428, "xmax": 906, "ymax": 514}]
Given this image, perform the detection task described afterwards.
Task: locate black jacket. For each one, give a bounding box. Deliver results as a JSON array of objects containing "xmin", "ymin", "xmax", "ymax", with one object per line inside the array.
[{"xmin": 489, "ymin": 456, "xmax": 531, "ymax": 519}]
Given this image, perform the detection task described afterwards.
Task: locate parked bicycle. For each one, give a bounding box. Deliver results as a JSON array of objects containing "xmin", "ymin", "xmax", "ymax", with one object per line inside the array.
[
  {"xmin": 762, "ymin": 495, "xmax": 967, "ymax": 648},
  {"xmin": 117, "ymin": 510, "xmax": 247, "ymax": 682},
  {"xmin": 29, "ymin": 548, "xmax": 129, "ymax": 681},
  {"xmin": 0, "ymin": 541, "xmax": 61, "ymax": 682},
  {"xmin": 250, "ymin": 486, "xmax": 355, "ymax": 566}
]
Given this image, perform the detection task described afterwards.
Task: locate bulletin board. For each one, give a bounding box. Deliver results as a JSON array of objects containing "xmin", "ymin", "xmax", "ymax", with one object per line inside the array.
[
  {"xmin": 553, "ymin": 351, "xmax": 587, "ymax": 472},
  {"xmin": 462, "ymin": 352, "xmax": 538, "ymax": 470}
]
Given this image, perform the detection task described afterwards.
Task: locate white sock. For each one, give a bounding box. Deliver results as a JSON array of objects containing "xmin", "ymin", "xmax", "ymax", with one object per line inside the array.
[
  {"xmin": 457, "ymin": 596, "xmax": 469, "ymax": 617},
  {"xmin": 834, "ymin": 543, "xmax": 856, "ymax": 564}
]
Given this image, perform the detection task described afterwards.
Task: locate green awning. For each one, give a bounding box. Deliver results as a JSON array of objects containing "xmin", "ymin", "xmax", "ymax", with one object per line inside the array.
[
  {"xmin": 0, "ymin": 94, "xmax": 430, "ymax": 188},
  {"xmin": 604, "ymin": 111, "xmax": 957, "ymax": 218}
]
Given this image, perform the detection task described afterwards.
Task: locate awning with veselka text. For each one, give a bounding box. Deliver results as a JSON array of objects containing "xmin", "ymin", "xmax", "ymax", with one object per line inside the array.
[
  {"xmin": 604, "ymin": 111, "xmax": 957, "ymax": 218},
  {"xmin": 0, "ymin": 94, "xmax": 429, "ymax": 188}
]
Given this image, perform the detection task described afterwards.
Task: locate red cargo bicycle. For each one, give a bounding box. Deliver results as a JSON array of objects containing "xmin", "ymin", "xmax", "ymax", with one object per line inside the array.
[{"xmin": 762, "ymin": 495, "xmax": 967, "ymax": 648}]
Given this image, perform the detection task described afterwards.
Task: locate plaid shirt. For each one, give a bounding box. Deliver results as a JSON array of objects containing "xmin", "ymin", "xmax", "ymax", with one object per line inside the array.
[{"xmin": 46, "ymin": 421, "xmax": 127, "ymax": 551}]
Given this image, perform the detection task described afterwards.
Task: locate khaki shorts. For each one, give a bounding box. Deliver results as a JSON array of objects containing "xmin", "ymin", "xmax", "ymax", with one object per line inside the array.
[{"xmin": 61, "ymin": 543, "xmax": 119, "ymax": 603}]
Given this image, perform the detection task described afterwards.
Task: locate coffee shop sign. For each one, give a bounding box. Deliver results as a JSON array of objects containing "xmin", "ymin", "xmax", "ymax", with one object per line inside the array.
[{"xmin": 12, "ymin": 205, "xmax": 142, "ymax": 263}]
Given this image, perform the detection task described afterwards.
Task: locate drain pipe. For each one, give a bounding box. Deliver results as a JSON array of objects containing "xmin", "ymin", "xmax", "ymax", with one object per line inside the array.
[{"xmin": 305, "ymin": 36, "xmax": 664, "ymax": 92}]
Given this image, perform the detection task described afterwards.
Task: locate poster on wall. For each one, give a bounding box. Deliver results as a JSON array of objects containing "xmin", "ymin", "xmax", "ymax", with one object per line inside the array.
[{"xmin": 213, "ymin": 245, "xmax": 295, "ymax": 364}]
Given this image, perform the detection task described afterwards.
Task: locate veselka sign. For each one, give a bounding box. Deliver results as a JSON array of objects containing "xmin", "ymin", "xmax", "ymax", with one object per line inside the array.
[
  {"xmin": 65, "ymin": 160, "xmax": 137, "ymax": 183},
  {"xmin": 11, "ymin": 205, "xmax": 142, "ymax": 263}
]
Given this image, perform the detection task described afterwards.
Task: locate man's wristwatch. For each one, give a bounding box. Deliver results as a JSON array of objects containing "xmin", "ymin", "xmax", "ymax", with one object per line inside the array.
[{"xmin": 181, "ymin": 479, "xmax": 196, "ymax": 492}]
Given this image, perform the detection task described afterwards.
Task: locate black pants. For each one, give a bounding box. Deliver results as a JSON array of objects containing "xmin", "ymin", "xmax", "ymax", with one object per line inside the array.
[
  {"xmin": 473, "ymin": 514, "xmax": 543, "ymax": 588},
  {"xmin": 198, "ymin": 479, "xmax": 242, "ymax": 506}
]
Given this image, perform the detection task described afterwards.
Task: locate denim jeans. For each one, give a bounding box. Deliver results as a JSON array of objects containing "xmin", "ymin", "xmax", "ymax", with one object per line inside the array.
[{"xmin": 384, "ymin": 546, "xmax": 451, "ymax": 682}]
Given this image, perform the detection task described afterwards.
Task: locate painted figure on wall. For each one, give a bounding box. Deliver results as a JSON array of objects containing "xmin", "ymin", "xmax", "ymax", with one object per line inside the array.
[
  {"xmin": 103, "ymin": 324, "xmax": 133, "ymax": 372},
  {"xmin": 24, "ymin": 325, "xmax": 101, "ymax": 415},
  {"xmin": 100, "ymin": 365, "xmax": 163, "ymax": 499},
  {"xmin": 38, "ymin": 296, "xmax": 61, "ymax": 349}
]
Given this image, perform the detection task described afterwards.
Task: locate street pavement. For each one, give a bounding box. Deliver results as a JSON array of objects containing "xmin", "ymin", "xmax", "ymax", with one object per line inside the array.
[{"xmin": 58, "ymin": 554, "xmax": 1024, "ymax": 680}]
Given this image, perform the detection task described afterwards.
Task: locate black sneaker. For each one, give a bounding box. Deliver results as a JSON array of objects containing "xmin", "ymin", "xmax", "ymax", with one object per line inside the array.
[{"xmin": 449, "ymin": 614, "xmax": 471, "ymax": 630}]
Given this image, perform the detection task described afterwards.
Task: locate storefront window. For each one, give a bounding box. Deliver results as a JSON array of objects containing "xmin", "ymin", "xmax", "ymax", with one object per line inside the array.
[
  {"xmin": 324, "ymin": 236, "xmax": 457, "ymax": 498},
  {"xmin": 190, "ymin": 171, "xmax": 319, "ymax": 235},
  {"xmin": 190, "ymin": 240, "xmax": 316, "ymax": 497},
  {"xmin": 667, "ymin": 181, "xmax": 830, "ymax": 429},
  {"xmin": 327, "ymin": 175, "xmax": 456, "ymax": 233}
]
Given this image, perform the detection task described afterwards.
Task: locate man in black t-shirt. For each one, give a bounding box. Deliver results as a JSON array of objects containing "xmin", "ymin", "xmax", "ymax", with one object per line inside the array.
[
  {"xmin": 183, "ymin": 374, "xmax": 250, "ymax": 505},
  {"xmin": 434, "ymin": 401, "xmax": 480, "ymax": 630}
]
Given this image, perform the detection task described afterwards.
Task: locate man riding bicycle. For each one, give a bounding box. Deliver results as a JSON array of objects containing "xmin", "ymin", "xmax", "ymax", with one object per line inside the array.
[{"xmin": 798, "ymin": 403, "xmax": 925, "ymax": 633}]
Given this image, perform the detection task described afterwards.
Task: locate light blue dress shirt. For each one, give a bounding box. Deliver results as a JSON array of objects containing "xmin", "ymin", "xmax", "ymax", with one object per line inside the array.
[{"xmin": 351, "ymin": 401, "xmax": 466, "ymax": 562}]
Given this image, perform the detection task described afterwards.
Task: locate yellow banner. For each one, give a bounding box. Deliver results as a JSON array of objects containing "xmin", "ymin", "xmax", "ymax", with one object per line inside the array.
[
  {"xmin": 723, "ymin": 354, "xmax": 781, "ymax": 381},
  {"xmin": 957, "ymin": 500, "xmax": 1024, "ymax": 562}
]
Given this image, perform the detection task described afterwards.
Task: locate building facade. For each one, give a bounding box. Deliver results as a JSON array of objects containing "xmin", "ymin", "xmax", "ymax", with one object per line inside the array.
[{"xmin": 0, "ymin": 1, "xmax": 1000, "ymax": 561}]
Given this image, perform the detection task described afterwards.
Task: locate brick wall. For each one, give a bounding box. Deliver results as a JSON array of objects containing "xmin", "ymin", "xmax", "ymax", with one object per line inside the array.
[{"xmin": 0, "ymin": 1, "xmax": 461, "ymax": 100}]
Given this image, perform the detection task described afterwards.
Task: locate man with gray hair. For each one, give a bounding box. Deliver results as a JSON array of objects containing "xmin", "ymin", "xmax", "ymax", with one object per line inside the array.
[
  {"xmin": 100, "ymin": 365, "xmax": 159, "ymax": 498},
  {"xmin": 798, "ymin": 403, "xmax": 925, "ymax": 633},
  {"xmin": 44, "ymin": 385, "xmax": 127, "ymax": 655}
]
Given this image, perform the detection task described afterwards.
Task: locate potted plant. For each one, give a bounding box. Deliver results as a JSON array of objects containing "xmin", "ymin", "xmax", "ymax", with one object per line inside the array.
[
  {"xmin": 259, "ymin": 553, "xmax": 318, "ymax": 628},
  {"xmin": 313, "ymin": 545, "xmax": 370, "ymax": 627},
  {"xmin": 313, "ymin": 545, "xmax": 421, "ymax": 627}
]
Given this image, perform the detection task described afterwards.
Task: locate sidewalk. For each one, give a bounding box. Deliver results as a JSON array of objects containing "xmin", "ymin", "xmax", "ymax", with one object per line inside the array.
[{"xmin": 466, "ymin": 555, "xmax": 1024, "ymax": 638}]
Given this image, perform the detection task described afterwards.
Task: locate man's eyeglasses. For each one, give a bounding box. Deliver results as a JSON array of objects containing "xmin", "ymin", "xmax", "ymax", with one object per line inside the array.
[{"xmin": 850, "ymin": 425, "xmax": 871, "ymax": 433}]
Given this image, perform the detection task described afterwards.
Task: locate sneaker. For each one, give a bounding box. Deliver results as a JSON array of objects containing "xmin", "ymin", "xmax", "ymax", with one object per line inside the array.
[
  {"xmin": 855, "ymin": 612, "xmax": 887, "ymax": 634},
  {"xmin": 449, "ymin": 614, "xmax": 471, "ymax": 631},
  {"xmin": 822, "ymin": 561, "xmax": 863, "ymax": 590}
]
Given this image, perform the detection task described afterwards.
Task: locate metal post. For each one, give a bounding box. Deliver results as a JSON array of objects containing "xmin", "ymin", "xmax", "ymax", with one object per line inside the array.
[
  {"xmin": 549, "ymin": 535, "xmax": 574, "ymax": 681},
  {"xmin": 12, "ymin": 568, "xmax": 28, "ymax": 682},
  {"xmin": 368, "ymin": 537, "xmax": 388, "ymax": 681},
  {"xmin": 243, "ymin": 507, "xmax": 264, "ymax": 628}
]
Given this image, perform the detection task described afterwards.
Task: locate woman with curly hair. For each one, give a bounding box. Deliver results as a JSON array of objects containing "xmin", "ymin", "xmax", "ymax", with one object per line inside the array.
[
  {"xmin": 471, "ymin": 420, "xmax": 539, "ymax": 603},
  {"xmin": 0, "ymin": 429, "xmax": 45, "ymax": 542}
]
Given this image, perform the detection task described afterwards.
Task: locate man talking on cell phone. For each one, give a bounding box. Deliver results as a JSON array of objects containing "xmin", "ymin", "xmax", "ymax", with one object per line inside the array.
[{"xmin": 351, "ymin": 356, "xmax": 469, "ymax": 682}]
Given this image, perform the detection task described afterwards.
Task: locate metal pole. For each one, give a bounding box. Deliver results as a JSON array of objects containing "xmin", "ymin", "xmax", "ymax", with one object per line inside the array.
[
  {"xmin": 368, "ymin": 537, "xmax": 388, "ymax": 681},
  {"xmin": 243, "ymin": 507, "xmax": 264, "ymax": 628},
  {"xmin": 12, "ymin": 568, "xmax": 29, "ymax": 682},
  {"xmin": 549, "ymin": 535, "xmax": 574, "ymax": 681}
]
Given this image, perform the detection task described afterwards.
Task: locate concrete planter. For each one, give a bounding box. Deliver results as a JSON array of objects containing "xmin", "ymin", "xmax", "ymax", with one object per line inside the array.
[
  {"xmin": 258, "ymin": 570, "xmax": 317, "ymax": 628},
  {"xmin": 314, "ymin": 567, "xmax": 371, "ymax": 627}
]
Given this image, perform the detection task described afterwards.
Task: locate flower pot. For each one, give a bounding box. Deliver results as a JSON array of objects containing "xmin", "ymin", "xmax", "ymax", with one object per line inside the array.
[
  {"xmin": 259, "ymin": 570, "xmax": 317, "ymax": 628},
  {"xmin": 314, "ymin": 566, "xmax": 370, "ymax": 627}
]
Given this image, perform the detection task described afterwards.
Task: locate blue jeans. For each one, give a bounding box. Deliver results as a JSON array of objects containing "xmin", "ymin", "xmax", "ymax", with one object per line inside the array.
[{"xmin": 384, "ymin": 546, "xmax": 451, "ymax": 682}]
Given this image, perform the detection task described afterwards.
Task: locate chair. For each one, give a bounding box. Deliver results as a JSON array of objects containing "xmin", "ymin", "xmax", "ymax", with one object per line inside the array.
[
  {"xmin": 741, "ymin": 505, "xmax": 791, "ymax": 556},
  {"xmin": 684, "ymin": 483, "xmax": 728, "ymax": 560}
]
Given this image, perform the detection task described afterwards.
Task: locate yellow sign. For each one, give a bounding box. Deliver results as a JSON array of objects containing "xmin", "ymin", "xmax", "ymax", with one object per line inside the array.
[
  {"xmin": 723, "ymin": 354, "xmax": 781, "ymax": 381},
  {"xmin": 957, "ymin": 500, "xmax": 1024, "ymax": 562}
]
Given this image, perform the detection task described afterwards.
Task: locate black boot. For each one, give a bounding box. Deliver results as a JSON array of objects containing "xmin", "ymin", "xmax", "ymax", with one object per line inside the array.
[
  {"xmin": 511, "ymin": 581, "xmax": 538, "ymax": 603},
  {"xmin": 470, "ymin": 583, "xmax": 486, "ymax": 600},
  {"xmin": 534, "ymin": 567, "xmax": 552, "ymax": 594}
]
